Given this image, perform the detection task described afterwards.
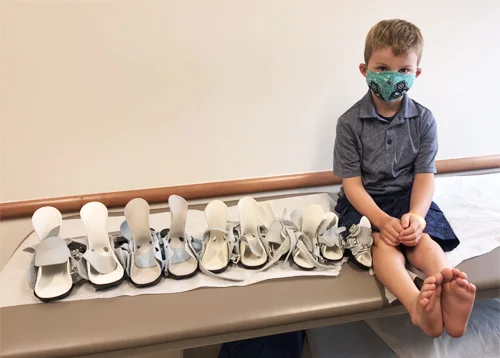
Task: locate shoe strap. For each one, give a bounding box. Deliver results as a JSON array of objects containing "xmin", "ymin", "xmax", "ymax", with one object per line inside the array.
[
  {"xmin": 294, "ymin": 239, "xmax": 333, "ymax": 269},
  {"xmin": 261, "ymin": 221, "xmax": 283, "ymax": 247},
  {"xmin": 27, "ymin": 238, "xmax": 90, "ymax": 289},
  {"xmin": 318, "ymin": 226, "xmax": 346, "ymax": 247},
  {"xmin": 163, "ymin": 232, "xmax": 197, "ymax": 276},
  {"xmin": 239, "ymin": 232, "xmax": 265, "ymax": 257},
  {"xmin": 345, "ymin": 235, "xmax": 369, "ymax": 257},
  {"xmin": 347, "ymin": 224, "xmax": 373, "ymax": 247},
  {"xmin": 83, "ymin": 249, "xmax": 117, "ymax": 274},
  {"xmin": 34, "ymin": 236, "xmax": 71, "ymax": 267},
  {"xmin": 196, "ymin": 225, "xmax": 243, "ymax": 281}
]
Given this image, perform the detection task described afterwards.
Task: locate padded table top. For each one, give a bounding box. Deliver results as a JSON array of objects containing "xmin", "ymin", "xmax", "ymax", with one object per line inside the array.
[{"xmin": 1, "ymin": 199, "xmax": 499, "ymax": 358}]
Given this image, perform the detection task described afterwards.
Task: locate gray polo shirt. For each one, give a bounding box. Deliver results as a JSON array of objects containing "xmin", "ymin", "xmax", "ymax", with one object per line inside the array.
[{"xmin": 333, "ymin": 91, "xmax": 438, "ymax": 197}]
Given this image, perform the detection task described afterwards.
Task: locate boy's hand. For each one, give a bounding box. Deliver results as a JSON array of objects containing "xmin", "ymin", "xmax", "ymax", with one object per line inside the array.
[
  {"xmin": 399, "ymin": 213, "xmax": 424, "ymax": 246},
  {"xmin": 378, "ymin": 216, "xmax": 403, "ymax": 246}
]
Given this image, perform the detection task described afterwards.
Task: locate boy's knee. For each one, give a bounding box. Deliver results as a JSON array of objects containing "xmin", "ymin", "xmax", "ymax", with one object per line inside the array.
[
  {"xmin": 372, "ymin": 232, "xmax": 383, "ymax": 246},
  {"xmin": 415, "ymin": 233, "xmax": 434, "ymax": 248},
  {"xmin": 420, "ymin": 233, "xmax": 432, "ymax": 241},
  {"xmin": 372, "ymin": 232, "xmax": 393, "ymax": 250},
  {"xmin": 372, "ymin": 233, "xmax": 402, "ymax": 256},
  {"xmin": 405, "ymin": 233, "xmax": 438, "ymax": 257}
]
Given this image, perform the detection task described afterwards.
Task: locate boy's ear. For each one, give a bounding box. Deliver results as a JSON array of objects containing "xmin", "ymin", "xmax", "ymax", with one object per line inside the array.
[
  {"xmin": 416, "ymin": 68, "xmax": 422, "ymax": 78},
  {"xmin": 359, "ymin": 63, "xmax": 367, "ymax": 77}
]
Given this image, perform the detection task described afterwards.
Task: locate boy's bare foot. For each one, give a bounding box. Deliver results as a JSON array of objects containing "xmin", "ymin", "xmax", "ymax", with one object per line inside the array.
[
  {"xmin": 442, "ymin": 268, "xmax": 476, "ymax": 338},
  {"xmin": 410, "ymin": 273, "xmax": 444, "ymax": 337}
]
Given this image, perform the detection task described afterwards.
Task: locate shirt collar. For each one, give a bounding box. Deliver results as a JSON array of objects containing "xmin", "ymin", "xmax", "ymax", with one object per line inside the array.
[{"xmin": 358, "ymin": 91, "xmax": 420, "ymax": 120}]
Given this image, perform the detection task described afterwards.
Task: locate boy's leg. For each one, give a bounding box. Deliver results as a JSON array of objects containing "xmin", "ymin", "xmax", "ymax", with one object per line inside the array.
[
  {"xmin": 404, "ymin": 234, "xmax": 476, "ymax": 338},
  {"xmin": 372, "ymin": 233, "xmax": 443, "ymax": 337},
  {"xmin": 403, "ymin": 233, "xmax": 450, "ymax": 275}
]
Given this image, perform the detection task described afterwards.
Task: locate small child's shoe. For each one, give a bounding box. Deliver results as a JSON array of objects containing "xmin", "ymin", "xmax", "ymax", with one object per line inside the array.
[{"xmin": 344, "ymin": 216, "xmax": 372, "ymax": 270}]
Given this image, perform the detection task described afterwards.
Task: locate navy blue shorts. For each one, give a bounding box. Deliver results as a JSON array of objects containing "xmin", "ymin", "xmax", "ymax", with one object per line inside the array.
[{"xmin": 335, "ymin": 189, "xmax": 459, "ymax": 252}]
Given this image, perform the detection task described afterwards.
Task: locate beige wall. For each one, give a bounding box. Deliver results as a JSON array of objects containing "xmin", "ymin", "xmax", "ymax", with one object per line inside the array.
[{"xmin": 1, "ymin": 0, "xmax": 500, "ymax": 202}]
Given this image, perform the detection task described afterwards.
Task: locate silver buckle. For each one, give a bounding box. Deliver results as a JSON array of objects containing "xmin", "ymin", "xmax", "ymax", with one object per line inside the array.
[
  {"xmin": 351, "ymin": 243, "xmax": 366, "ymax": 256},
  {"xmin": 70, "ymin": 266, "xmax": 80, "ymax": 281},
  {"xmin": 71, "ymin": 249, "xmax": 83, "ymax": 259},
  {"xmin": 349, "ymin": 224, "xmax": 360, "ymax": 236},
  {"xmin": 345, "ymin": 236, "xmax": 359, "ymax": 249},
  {"xmin": 231, "ymin": 254, "xmax": 241, "ymax": 264}
]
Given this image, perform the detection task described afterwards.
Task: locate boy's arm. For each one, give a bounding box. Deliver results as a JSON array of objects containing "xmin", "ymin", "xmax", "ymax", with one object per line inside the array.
[
  {"xmin": 409, "ymin": 173, "xmax": 435, "ymax": 217},
  {"xmin": 343, "ymin": 177, "xmax": 402, "ymax": 246},
  {"xmin": 399, "ymin": 173, "xmax": 435, "ymax": 244},
  {"xmin": 400, "ymin": 111, "xmax": 438, "ymax": 245}
]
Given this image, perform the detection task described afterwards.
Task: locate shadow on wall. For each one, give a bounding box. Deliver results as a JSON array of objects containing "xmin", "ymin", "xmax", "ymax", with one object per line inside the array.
[{"xmin": 312, "ymin": 95, "xmax": 349, "ymax": 173}]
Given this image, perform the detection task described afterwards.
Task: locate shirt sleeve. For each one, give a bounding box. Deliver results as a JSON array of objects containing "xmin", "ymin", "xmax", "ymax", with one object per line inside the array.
[
  {"xmin": 333, "ymin": 118, "xmax": 361, "ymax": 178},
  {"xmin": 414, "ymin": 111, "xmax": 438, "ymax": 173}
]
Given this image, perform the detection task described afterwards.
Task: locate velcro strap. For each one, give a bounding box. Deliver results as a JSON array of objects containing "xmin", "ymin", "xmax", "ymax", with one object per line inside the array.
[
  {"xmin": 319, "ymin": 226, "xmax": 346, "ymax": 247},
  {"xmin": 280, "ymin": 217, "xmax": 300, "ymax": 233},
  {"xmin": 357, "ymin": 227, "xmax": 373, "ymax": 247},
  {"xmin": 83, "ymin": 250, "xmax": 117, "ymax": 274},
  {"xmin": 295, "ymin": 240, "xmax": 325, "ymax": 268},
  {"xmin": 349, "ymin": 224, "xmax": 361, "ymax": 236},
  {"xmin": 120, "ymin": 220, "xmax": 133, "ymax": 240},
  {"xmin": 351, "ymin": 242, "xmax": 368, "ymax": 256},
  {"xmin": 114, "ymin": 247, "xmax": 131, "ymax": 275},
  {"xmin": 318, "ymin": 234, "xmax": 338, "ymax": 247},
  {"xmin": 317, "ymin": 217, "xmax": 333, "ymax": 236},
  {"xmin": 264, "ymin": 221, "xmax": 283, "ymax": 245},
  {"xmin": 190, "ymin": 237, "xmax": 203, "ymax": 255},
  {"xmin": 34, "ymin": 236, "xmax": 71, "ymax": 267},
  {"xmin": 239, "ymin": 234, "xmax": 264, "ymax": 257},
  {"xmin": 298, "ymin": 233, "xmax": 314, "ymax": 252}
]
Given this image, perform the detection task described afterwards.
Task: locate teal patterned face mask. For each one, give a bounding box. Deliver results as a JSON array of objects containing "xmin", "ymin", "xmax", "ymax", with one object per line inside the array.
[{"xmin": 366, "ymin": 71, "xmax": 415, "ymax": 102}]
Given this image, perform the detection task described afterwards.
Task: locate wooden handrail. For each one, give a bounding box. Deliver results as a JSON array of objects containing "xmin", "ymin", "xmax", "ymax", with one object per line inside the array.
[{"xmin": 1, "ymin": 155, "xmax": 499, "ymax": 220}]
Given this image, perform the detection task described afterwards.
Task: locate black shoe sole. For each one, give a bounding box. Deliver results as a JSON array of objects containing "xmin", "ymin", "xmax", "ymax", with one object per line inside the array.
[
  {"xmin": 345, "ymin": 250, "xmax": 371, "ymax": 270},
  {"xmin": 207, "ymin": 264, "xmax": 229, "ymax": 274},
  {"xmin": 34, "ymin": 285, "xmax": 74, "ymax": 303},
  {"xmin": 239, "ymin": 260, "xmax": 268, "ymax": 270},
  {"xmin": 129, "ymin": 273, "xmax": 163, "ymax": 288},
  {"xmin": 168, "ymin": 265, "xmax": 199, "ymax": 280},
  {"xmin": 92, "ymin": 272, "xmax": 127, "ymax": 291}
]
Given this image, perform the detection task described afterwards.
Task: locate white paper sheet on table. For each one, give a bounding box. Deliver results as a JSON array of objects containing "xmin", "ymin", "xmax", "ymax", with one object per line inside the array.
[
  {"xmin": 0, "ymin": 193, "xmax": 345, "ymax": 308},
  {"xmin": 385, "ymin": 172, "xmax": 500, "ymax": 303}
]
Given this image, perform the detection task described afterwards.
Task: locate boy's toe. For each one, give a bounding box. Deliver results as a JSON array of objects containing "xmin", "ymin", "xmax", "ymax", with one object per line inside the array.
[
  {"xmin": 420, "ymin": 297, "xmax": 430, "ymax": 307},
  {"xmin": 421, "ymin": 283, "xmax": 436, "ymax": 292},
  {"xmin": 423, "ymin": 276, "xmax": 436, "ymax": 285},
  {"xmin": 434, "ymin": 273, "xmax": 443, "ymax": 285},
  {"xmin": 421, "ymin": 290, "xmax": 433, "ymax": 299},
  {"xmin": 440, "ymin": 268, "xmax": 453, "ymax": 282}
]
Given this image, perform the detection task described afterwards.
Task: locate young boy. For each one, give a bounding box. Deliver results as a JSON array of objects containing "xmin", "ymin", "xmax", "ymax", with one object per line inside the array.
[{"xmin": 333, "ymin": 19, "xmax": 476, "ymax": 338}]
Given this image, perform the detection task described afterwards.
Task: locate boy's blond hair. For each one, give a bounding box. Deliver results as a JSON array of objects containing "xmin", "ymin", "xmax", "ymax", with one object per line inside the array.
[{"xmin": 364, "ymin": 19, "xmax": 424, "ymax": 65}]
